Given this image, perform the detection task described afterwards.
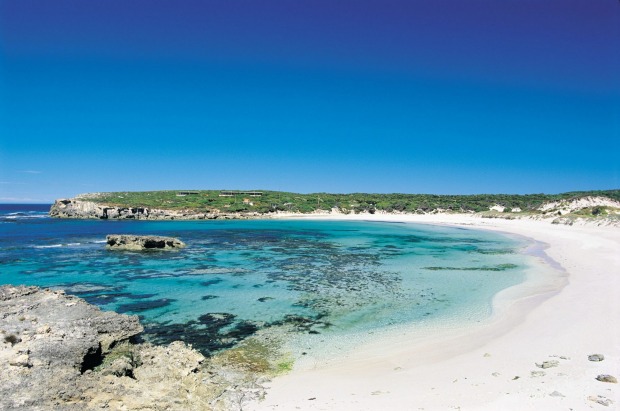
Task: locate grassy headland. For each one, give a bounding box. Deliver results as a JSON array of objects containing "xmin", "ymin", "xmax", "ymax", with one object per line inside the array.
[{"xmin": 78, "ymin": 189, "xmax": 620, "ymax": 215}]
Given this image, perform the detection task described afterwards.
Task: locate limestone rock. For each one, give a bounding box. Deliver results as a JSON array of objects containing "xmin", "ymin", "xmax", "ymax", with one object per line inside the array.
[
  {"xmin": 99, "ymin": 356, "xmax": 134, "ymax": 377},
  {"xmin": 0, "ymin": 285, "xmax": 269, "ymax": 410},
  {"xmin": 596, "ymin": 374, "xmax": 618, "ymax": 383},
  {"xmin": 535, "ymin": 360, "xmax": 559, "ymax": 369},
  {"xmin": 588, "ymin": 353, "xmax": 605, "ymax": 362},
  {"xmin": 589, "ymin": 395, "xmax": 614, "ymax": 407},
  {"xmin": 49, "ymin": 198, "xmax": 261, "ymax": 221},
  {"xmin": 0, "ymin": 285, "xmax": 143, "ymax": 410},
  {"xmin": 106, "ymin": 234, "xmax": 186, "ymax": 251},
  {"xmin": 9, "ymin": 353, "xmax": 31, "ymax": 367}
]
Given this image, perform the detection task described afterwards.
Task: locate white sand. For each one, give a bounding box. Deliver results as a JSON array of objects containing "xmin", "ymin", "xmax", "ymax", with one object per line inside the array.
[{"xmin": 251, "ymin": 214, "xmax": 620, "ymax": 410}]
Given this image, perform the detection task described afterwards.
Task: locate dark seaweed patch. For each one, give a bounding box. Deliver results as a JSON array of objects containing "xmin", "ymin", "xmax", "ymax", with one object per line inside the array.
[
  {"xmin": 200, "ymin": 278, "xmax": 223, "ymax": 287},
  {"xmin": 201, "ymin": 295, "xmax": 219, "ymax": 300},
  {"xmin": 117, "ymin": 298, "xmax": 175, "ymax": 314},
  {"xmin": 80, "ymin": 292, "xmax": 134, "ymax": 305},
  {"xmin": 129, "ymin": 293, "xmax": 159, "ymax": 299},
  {"xmin": 423, "ymin": 264, "xmax": 518, "ymax": 271},
  {"xmin": 142, "ymin": 312, "xmax": 259, "ymax": 355},
  {"xmin": 473, "ymin": 248, "xmax": 514, "ymax": 255},
  {"xmin": 269, "ymin": 314, "xmax": 332, "ymax": 333}
]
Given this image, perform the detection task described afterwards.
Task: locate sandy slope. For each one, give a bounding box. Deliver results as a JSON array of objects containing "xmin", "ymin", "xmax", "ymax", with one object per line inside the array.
[{"xmin": 250, "ymin": 214, "xmax": 619, "ymax": 410}]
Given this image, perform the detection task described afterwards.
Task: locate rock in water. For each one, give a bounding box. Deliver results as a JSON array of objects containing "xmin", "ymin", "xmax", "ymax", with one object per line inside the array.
[{"xmin": 106, "ymin": 234, "xmax": 186, "ymax": 251}]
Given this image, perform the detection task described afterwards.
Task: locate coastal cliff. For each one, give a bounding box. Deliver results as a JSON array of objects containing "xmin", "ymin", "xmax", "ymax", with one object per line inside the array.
[{"xmin": 49, "ymin": 198, "xmax": 261, "ymax": 220}]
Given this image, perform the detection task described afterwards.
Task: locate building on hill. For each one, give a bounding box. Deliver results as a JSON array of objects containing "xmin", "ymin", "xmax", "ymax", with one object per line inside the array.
[{"xmin": 219, "ymin": 191, "xmax": 263, "ymax": 197}]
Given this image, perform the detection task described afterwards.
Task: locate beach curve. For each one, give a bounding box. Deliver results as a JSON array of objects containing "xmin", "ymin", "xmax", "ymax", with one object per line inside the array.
[{"xmin": 251, "ymin": 214, "xmax": 620, "ymax": 410}]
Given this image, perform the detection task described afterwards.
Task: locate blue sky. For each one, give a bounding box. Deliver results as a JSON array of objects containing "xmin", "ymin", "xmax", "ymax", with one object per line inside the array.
[{"xmin": 1, "ymin": 0, "xmax": 619, "ymax": 202}]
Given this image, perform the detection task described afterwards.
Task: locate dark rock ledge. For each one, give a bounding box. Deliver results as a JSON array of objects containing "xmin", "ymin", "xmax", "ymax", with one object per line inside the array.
[{"xmin": 0, "ymin": 285, "xmax": 268, "ymax": 410}]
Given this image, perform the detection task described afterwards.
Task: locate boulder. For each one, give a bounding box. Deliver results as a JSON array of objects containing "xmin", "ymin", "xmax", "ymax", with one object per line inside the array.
[
  {"xmin": 535, "ymin": 360, "xmax": 559, "ymax": 369},
  {"xmin": 106, "ymin": 234, "xmax": 186, "ymax": 251},
  {"xmin": 596, "ymin": 374, "xmax": 618, "ymax": 383},
  {"xmin": 588, "ymin": 353, "xmax": 605, "ymax": 362}
]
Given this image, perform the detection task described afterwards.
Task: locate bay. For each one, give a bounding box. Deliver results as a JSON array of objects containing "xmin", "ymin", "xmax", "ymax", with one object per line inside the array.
[{"xmin": 0, "ymin": 204, "xmax": 529, "ymax": 356}]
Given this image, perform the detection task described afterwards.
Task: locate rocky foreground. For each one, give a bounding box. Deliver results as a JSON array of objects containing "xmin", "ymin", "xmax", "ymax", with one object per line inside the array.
[{"xmin": 0, "ymin": 286, "xmax": 272, "ymax": 411}]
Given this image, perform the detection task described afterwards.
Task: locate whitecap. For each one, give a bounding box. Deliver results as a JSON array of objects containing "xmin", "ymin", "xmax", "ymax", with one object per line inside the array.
[{"xmin": 3, "ymin": 214, "xmax": 48, "ymax": 220}]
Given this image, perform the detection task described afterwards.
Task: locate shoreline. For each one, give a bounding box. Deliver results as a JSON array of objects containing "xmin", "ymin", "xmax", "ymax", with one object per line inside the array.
[{"xmin": 251, "ymin": 214, "xmax": 620, "ymax": 410}]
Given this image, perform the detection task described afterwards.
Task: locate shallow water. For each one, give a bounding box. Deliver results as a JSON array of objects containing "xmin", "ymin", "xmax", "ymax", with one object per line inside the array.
[{"xmin": 0, "ymin": 205, "xmax": 530, "ymax": 356}]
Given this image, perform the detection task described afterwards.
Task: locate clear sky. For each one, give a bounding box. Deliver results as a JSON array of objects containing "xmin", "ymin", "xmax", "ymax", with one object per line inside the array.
[{"xmin": 1, "ymin": 0, "xmax": 619, "ymax": 202}]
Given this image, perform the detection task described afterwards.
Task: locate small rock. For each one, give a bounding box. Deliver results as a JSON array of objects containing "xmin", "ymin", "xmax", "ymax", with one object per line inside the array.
[
  {"xmin": 535, "ymin": 360, "xmax": 559, "ymax": 369},
  {"xmin": 549, "ymin": 391, "xmax": 565, "ymax": 397},
  {"xmin": 588, "ymin": 354, "xmax": 604, "ymax": 362},
  {"xmin": 9, "ymin": 354, "xmax": 31, "ymax": 367},
  {"xmin": 483, "ymin": 352, "xmax": 491, "ymax": 357},
  {"xmin": 531, "ymin": 371, "xmax": 546, "ymax": 378},
  {"xmin": 596, "ymin": 374, "xmax": 617, "ymax": 383},
  {"xmin": 588, "ymin": 395, "xmax": 613, "ymax": 407},
  {"xmin": 100, "ymin": 357, "xmax": 134, "ymax": 377}
]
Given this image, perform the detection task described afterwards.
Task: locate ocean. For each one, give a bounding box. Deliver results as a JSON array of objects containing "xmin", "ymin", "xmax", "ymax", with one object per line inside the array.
[{"xmin": 0, "ymin": 204, "xmax": 533, "ymax": 358}]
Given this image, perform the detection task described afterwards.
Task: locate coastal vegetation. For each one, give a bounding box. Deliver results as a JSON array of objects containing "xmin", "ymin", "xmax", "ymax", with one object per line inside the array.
[{"xmin": 79, "ymin": 189, "xmax": 620, "ymax": 216}]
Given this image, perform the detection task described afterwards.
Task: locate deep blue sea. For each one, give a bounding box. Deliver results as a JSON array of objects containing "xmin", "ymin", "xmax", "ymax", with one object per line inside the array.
[{"xmin": 0, "ymin": 204, "xmax": 531, "ymax": 356}]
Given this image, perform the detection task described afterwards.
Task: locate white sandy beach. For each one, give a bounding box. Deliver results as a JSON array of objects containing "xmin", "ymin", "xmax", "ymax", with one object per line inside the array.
[{"xmin": 251, "ymin": 214, "xmax": 619, "ymax": 410}]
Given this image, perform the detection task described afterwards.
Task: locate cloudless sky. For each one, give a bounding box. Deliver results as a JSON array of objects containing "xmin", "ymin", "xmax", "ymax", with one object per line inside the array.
[{"xmin": 1, "ymin": 0, "xmax": 619, "ymax": 202}]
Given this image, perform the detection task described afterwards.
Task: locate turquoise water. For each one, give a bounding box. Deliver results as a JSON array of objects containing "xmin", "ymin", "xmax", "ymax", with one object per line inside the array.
[{"xmin": 0, "ymin": 205, "xmax": 529, "ymax": 355}]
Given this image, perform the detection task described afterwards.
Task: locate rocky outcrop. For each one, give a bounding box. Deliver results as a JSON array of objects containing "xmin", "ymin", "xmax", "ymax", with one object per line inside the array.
[
  {"xmin": 49, "ymin": 198, "xmax": 262, "ymax": 220},
  {"xmin": 0, "ymin": 285, "xmax": 143, "ymax": 410},
  {"xmin": 106, "ymin": 234, "xmax": 186, "ymax": 251},
  {"xmin": 0, "ymin": 285, "xmax": 270, "ymax": 410}
]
